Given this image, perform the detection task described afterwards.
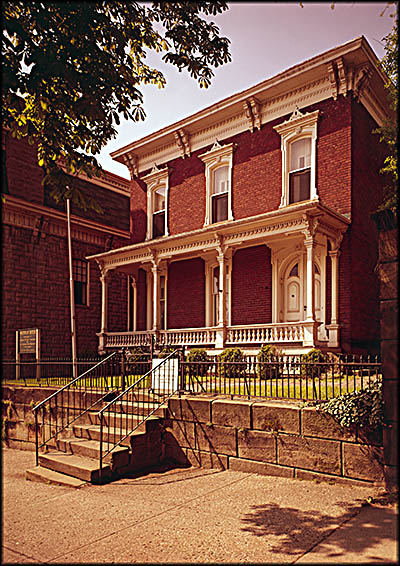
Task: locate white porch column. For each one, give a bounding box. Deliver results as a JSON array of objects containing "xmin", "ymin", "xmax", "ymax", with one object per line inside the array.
[
  {"xmin": 327, "ymin": 247, "xmax": 341, "ymax": 347},
  {"xmin": 303, "ymin": 237, "xmax": 317, "ymax": 347},
  {"xmin": 144, "ymin": 268, "xmax": 152, "ymax": 330},
  {"xmin": 216, "ymin": 249, "xmax": 226, "ymax": 348},
  {"xmin": 151, "ymin": 261, "xmax": 160, "ymax": 331},
  {"xmin": 98, "ymin": 266, "xmax": 110, "ymax": 352}
]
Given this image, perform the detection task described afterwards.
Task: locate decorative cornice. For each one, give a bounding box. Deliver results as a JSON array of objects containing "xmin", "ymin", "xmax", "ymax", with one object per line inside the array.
[
  {"xmin": 174, "ymin": 128, "xmax": 191, "ymax": 158},
  {"xmin": 273, "ymin": 108, "xmax": 320, "ymax": 137},
  {"xmin": 122, "ymin": 153, "xmax": 139, "ymax": 179}
]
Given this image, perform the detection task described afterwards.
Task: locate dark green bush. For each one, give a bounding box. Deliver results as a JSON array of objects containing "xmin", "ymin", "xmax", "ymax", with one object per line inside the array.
[
  {"xmin": 185, "ymin": 348, "xmax": 211, "ymax": 377},
  {"xmin": 257, "ymin": 344, "xmax": 282, "ymax": 380},
  {"xmin": 217, "ymin": 348, "xmax": 246, "ymax": 378},
  {"xmin": 158, "ymin": 346, "xmax": 179, "ymax": 358},
  {"xmin": 125, "ymin": 347, "xmax": 150, "ymax": 375},
  {"xmin": 315, "ymin": 380, "xmax": 384, "ymax": 429},
  {"xmin": 300, "ymin": 348, "xmax": 324, "ymax": 378}
]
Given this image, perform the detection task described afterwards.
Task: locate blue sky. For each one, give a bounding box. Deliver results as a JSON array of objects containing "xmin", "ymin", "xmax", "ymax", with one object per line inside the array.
[{"xmin": 99, "ymin": 2, "xmax": 396, "ymax": 178}]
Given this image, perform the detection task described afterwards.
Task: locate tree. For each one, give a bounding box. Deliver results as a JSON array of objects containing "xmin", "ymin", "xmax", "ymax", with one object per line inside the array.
[
  {"xmin": 375, "ymin": 5, "xmax": 398, "ymax": 215},
  {"xmin": 2, "ymin": 2, "xmax": 231, "ymax": 210}
]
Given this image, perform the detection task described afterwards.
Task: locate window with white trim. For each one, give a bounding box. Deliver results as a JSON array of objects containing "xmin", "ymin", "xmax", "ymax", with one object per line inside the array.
[
  {"xmin": 273, "ymin": 108, "xmax": 319, "ymax": 208},
  {"xmin": 142, "ymin": 165, "xmax": 169, "ymax": 240},
  {"xmin": 199, "ymin": 141, "xmax": 234, "ymax": 226}
]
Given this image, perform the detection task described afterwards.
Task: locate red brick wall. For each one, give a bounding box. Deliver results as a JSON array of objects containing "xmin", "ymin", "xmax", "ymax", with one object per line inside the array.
[
  {"xmin": 231, "ymin": 245, "xmax": 272, "ymax": 325},
  {"xmin": 348, "ymin": 98, "xmax": 387, "ymax": 352},
  {"xmin": 1, "ymin": 224, "xmax": 127, "ymax": 358},
  {"xmin": 167, "ymin": 258, "xmax": 205, "ymax": 329},
  {"xmin": 130, "ymin": 178, "xmax": 147, "ymax": 243}
]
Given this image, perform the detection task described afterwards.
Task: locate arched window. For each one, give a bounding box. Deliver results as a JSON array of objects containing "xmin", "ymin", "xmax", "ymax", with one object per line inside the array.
[{"xmin": 289, "ymin": 138, "xmax": 311, "ymax": 203}]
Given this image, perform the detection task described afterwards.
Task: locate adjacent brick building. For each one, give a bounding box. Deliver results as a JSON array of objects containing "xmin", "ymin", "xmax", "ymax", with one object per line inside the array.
[{"xmin": 1, "ymin": 132, "xmax": 131, "ymax": 359}]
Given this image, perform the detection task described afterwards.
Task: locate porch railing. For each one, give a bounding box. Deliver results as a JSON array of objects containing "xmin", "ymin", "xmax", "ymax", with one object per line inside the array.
[{"xmin": 226, "ymin": 323, "xmax": 305, "ymax": 344}]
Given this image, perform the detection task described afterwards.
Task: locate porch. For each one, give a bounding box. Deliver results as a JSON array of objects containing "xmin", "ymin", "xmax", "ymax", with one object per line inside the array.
[{"xmin": 88, "ymin": 201, "xmax": 350, "ymax": 354}]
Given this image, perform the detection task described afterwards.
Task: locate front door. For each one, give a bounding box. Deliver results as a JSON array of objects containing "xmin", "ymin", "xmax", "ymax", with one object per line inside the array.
[{"xmin": 284, "ymin": 261, "xmax": 303, "ymax": 322}]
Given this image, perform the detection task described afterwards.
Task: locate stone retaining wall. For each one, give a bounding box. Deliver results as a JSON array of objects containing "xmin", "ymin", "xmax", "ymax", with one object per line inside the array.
[{"xmin": 163, "ymin": 395, "xmax": 385, "ymax": 486}]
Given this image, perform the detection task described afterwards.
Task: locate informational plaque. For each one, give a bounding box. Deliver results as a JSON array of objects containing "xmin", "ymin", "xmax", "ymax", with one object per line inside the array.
[
  {"xmin": 16, "ymin": 328, "xmax": 40, "ymax": 380},
  {"xmin": 151, "ymin": 357, "xmax": 179, "ymax": 392}
]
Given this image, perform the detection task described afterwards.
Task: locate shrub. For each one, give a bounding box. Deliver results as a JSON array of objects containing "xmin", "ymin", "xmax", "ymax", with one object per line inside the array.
[
  {"xmin": 257, "ymin": 344, "xmax": 282, "ymax": 380},
  {"xmin": 185, "ymin": 348, "xmax": 211, "ymax": 377},
  {"xmin": 217, "ymin": 348, "xmax": 246, "ymax": 378},
  {"xmin": 125, "ymin": 347, "xmax": 150, "ymax": 376},
  {"xmin": 315, "ymin": 379, "xmax": 385, "ymax": 429},
  {"xmin": 158, "ymin": 346, "xmax": 179, "ymax": 358},
  {"xmin": 300, "ymin": 348, "xmax": 324, "ymax": 378}
]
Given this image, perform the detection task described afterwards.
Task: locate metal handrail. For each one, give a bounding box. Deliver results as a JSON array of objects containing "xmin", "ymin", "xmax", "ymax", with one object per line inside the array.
[
  {"xmin": 32, "ymin": 352, "xmax": 117, "ymax": 413},
  {"xmin": 98, "ymin": 349, "xmax": 180, "ymax": 478},
  {"xmin": 33, "ymin": 352, "xmax": 118, "ymax": 466}
]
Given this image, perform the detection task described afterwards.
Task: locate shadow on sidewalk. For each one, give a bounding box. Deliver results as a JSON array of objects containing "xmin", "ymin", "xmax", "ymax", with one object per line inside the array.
[{"xmin": 240, "ymin": 500, "xmax": 397, "ymax": 558}]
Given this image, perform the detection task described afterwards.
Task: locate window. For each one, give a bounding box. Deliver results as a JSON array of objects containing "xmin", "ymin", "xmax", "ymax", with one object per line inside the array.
[
  {"xmin": 273, "ymin": 108, "xmax": 319, "ymax": 208},
  {"xmin": 142, "ymin": 165, "xmax": 169, "ymax": 240},
  {"xmin": 289, "ymin": 138, "xmax": 311, "ymax": 203},
  {"xmin": 199, "ymin": 141, "xmax": 234, "ymax": 226},
  {"xmin": 73, "ymin": 259, "xmax": 88, "ymax": 306},
  {"xmin": 212, "ymin": 166, "xmax": 229, "ymax": 223},
  {"xmin": 159, "ymin": 274, "xmax": 166, "ymax": 330},
  {"xmin": 152, "ymin": 186, "xmax": 166, "ymax": 238}
]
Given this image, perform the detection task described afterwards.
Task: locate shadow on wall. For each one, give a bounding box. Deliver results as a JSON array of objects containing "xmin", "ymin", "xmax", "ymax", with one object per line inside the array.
[{"xmin": 240, "ymin": 501, "xmax": 397, "ymax": 559}]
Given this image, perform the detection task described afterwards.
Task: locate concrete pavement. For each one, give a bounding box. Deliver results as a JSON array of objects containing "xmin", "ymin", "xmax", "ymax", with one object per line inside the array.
[{"xmin": 2, "ymin": 447, "xmax": 398, "ymax": 564}]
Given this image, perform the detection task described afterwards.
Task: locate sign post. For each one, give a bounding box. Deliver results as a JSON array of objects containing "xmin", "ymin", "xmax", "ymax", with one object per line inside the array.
[{"xmin": 16, "ymin": 328, "xmax": 40, "ymax": 381}]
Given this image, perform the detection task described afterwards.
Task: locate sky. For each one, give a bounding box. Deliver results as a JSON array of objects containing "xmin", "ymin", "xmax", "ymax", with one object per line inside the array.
[{"xmin": 98, "ymin": 2, "xmax": 396, "ymax": 179}]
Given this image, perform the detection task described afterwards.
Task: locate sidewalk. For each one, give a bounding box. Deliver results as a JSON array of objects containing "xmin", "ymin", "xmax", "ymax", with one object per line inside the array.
[{"xmin": 2, "ymin": 447, "xmax": 398, "ymax": 564}]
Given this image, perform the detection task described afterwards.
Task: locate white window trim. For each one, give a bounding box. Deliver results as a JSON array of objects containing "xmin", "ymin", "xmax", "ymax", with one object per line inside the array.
[
  {"xmin": 199, "ymin": 141, "xmax": 234, "ymax": 227},
  {"xmin": 73, "ymin": 258, "xmax": 90, "ymax": 307},
  {"xmin": 273, "ymin": 108, "xmax": 319, "ymax": 208},
  {"xmin": 204, "ymin": 257, "xmax": 232, "ymax": 327},
  {"xmin": 142, "ymin": 165, "xmax": 169, "ymax": 240}
]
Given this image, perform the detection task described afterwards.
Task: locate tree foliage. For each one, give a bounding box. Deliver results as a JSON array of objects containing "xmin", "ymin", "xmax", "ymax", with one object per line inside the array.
[
  {"xmin": 2, "ymin": 2, "xmax": 231, "ymax": 210},
  {"xmin": 375, "ymin": 3, "xmax": 398, "ymax": 214}
]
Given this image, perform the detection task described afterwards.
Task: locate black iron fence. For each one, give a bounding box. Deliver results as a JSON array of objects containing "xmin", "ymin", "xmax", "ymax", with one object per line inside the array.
[{"xmin": 2, "ymin": 352, "xmax": 381, "ymax": 401}]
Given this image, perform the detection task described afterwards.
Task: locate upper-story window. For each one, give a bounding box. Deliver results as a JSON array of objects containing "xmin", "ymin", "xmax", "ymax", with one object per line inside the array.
[
  {"xmin": 142, "ymin": 165, "xmax": 169, "ymax": 240},
  {"xmin": 199, "ymin": 140, "xmax": 234, "ymax": 227},
  {"xmin": 212, "ymin": 166, "xmax": 229, "ymax": 223},
  {"xmin": 273, "ymin": 108, "xmax": 319, "ymax": 208},
  {"xmin": 289, "ymin": 138, "xmax": 311, "ymax": 203},
  {"xmin": 152, "ymin": 185, "xmax": 166, "ymax": 238}
]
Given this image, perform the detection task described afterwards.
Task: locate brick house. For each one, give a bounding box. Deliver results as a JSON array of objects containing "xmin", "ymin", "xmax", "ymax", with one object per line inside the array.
[
  {"xmin": 1, "ymin": 131, "xmax": 131, "ymax": 359},
  {"xmin": 87, "ymin": 36, "xmax": 392, "ymax": 356}
]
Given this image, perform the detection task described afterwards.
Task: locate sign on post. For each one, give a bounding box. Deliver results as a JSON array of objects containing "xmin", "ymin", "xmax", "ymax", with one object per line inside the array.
[
  {"xmin": 16, "ymin": 328, "xmax": 40, "ymax": 381},
  {"xmin": 151, "ymin": 357, "xmax": 179, "ymax": 392}
]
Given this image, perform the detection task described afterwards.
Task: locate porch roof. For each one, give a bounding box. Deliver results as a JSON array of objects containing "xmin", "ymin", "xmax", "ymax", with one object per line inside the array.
[{"xmin": 87, "ymin": 201, "xmax": 350, "ymax": 272}]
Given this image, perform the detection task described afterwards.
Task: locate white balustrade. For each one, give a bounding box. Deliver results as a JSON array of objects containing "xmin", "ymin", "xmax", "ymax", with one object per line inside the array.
[{"xmin": 103, "ymin": 323, "xmax": 307, "ymax": 349}]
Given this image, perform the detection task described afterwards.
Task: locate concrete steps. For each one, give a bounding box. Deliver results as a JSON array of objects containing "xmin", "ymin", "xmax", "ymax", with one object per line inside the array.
[{"xmin": 26, "ymin": 394, "xmax": 166, "ymax": 487}]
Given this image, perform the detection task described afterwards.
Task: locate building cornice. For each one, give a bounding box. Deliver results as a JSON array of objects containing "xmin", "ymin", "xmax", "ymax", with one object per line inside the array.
[
  {"xmin": 111, "ymin": 36, "xmax": 392, "ymax": 177},
  {"xmin": 2, "ymin": 195, "xmax": 131, "ymax": 245}
]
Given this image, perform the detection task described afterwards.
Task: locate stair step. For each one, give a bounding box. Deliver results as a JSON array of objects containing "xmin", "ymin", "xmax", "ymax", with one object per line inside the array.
[
  {"xmin": 38, "ymin": 451, "xmax": 112, "ymax": 483},
  {"xmin": 59, "ymin": 437, "xmax": 129, "ymax": 461},
  {"xmin": 25, "ymin": 466, "xmax": 87, "ymax": 488},
  {"xmin": 72, "ymin": 423, "xmax": 147, "ymax": 443}
]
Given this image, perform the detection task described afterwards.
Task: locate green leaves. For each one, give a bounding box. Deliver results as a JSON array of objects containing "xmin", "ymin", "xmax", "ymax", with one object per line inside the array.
[{"xmin": 2, "ymin": 1, "xmax": 231, "ymax": 210}]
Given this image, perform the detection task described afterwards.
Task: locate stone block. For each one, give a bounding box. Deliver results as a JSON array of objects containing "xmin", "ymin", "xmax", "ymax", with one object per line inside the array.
[
  {"xmin": 252, "ymin": 400, "xmax": 300, "ymax": 434},
  {"xmin": 383, "ymin": 379, "xmax": 398, "ymax": 421},
  {"xmin": 212, "ymin": 399, "xmax": 252, "ymax": 428},
  {"xmin": 228, "ymin": 457, "xmax": 293, "ymax": 478},
  {"xmin": 381, "ymin": 341, "xmax": 398, "ymax": 381},
  {"xmin": 357, "ymin": 426, "xmax": 383, "ymax": 447},
  {"xmin": 383, "ymin": 424, "xmax": 398, "ymax": 467},
  {"xmin": 342, "ymin": 443, "xmax": 384, "ymax": 482},
  {"xmin": 185, "ymin": 448, "xmax": 228, "ymax": 470},
  {"xmin": 380, "ymin": 299, "xmax": 398, "ymax": 340},
  {"xmin": 237, "ymin": 429, "xmax": 276, "ymax": 462},
  {"xmin": 162, "ymin": 420, "xmax": 196, "ymax": 449},
  {"xmin": 383, "ymin": 465, "xmax": 398, "ymax": 491},
  {"xmin": 195, "ymin": 423, "xmax": 237, "ymax": 456},
  {"xmin": 378, "ymin": 261, "xmax": 398, "ymax": 300},
  {"xmin": 294, "ymin": 469, "xmax": 374, "ymax": 487},
  {"xmin": 277, "ymin": 434, "xmax": 341, "ymax": 475},
  {"xmin": 164, "ymin": 443, "xmax": 190, "ymax": 466},
  {"xmin": 302, "ymin": 406, "xmax": 357, "ymax": 441},
  {"xmin": 168, "ymin": 396, "xmax": 212, "ymax": 423}
]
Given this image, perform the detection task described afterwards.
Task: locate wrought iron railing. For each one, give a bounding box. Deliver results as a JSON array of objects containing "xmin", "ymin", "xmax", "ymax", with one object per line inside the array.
[
  {"xmin": 98, "ymin": 349, "xmax": 181, "ymax": 478},
  {"xmin": 32, "ymin": 352, "xmax": 120, "ymax": 466},
  {"xmin": 181, "ymin": 354, "xmax": 381, "ymax": 401}
]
